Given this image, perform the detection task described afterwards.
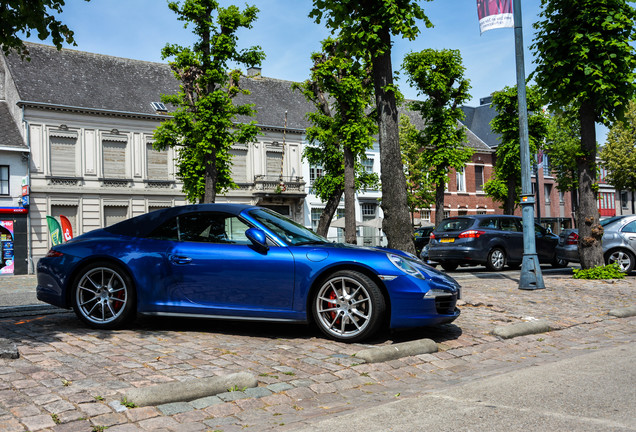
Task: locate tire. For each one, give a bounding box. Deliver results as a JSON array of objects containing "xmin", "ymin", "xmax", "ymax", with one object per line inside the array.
[
  {"xmin": 441, "ymin": 263, "xmax": 458, "ymax": 272},
  {"xmin": 72, "ymin": 262, "xmax": 136, "ymax": 329},
  {"xmin": 605, "ymin": 249, "xmax": 635, "ymax": 273},
  {"xmin": 486, "ymin": 248, "xmax": 506, "ymax": 271},
  {"xmin": 312, "ymin": 270, "xmax": 385, "ymax": 343},
  {"xmin": 552, "ymin": 256, "xmax": 568, "ymax": 268}
]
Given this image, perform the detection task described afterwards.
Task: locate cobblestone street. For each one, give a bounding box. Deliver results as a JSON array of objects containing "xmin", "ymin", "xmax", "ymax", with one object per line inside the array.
[{"xmin": 0, "ymin": 270, "xmax": 634, "ymax": 431}]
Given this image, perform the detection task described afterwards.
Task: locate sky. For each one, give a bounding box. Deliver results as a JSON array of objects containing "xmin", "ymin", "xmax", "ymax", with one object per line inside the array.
[{"xmin": 20, "ymin": 0, "xmax": 608, "ymax": 141}]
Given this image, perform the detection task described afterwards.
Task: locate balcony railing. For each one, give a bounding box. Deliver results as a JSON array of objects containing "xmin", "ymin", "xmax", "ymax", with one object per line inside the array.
[{"xmin": 254, "ymin": 175, "xmax": 305, "ymax": 194}]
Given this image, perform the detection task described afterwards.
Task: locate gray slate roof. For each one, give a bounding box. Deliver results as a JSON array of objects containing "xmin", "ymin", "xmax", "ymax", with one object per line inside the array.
[
  {"xmin": 400, "ymin": 101, "xmax": 493, "ymax": 153},
  {"xmin": 0, "ymin": 102, "xmax": 26, "ymax": 149},
  {"xmin": 3, "ymin": 42, "xmax": 314, "ymax": 130},
  {"xmin": 460, "ymin": 104, "xmax": 501, "ymax": 148}
]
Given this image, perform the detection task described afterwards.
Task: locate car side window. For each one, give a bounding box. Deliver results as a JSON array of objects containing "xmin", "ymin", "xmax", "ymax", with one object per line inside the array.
[
  {"xmin": 621, "ymin": 221, "xmax": 636, "ymax": 233},
  {"xmin": 500, "ymin": 218, "xmax": 520, "ymax": 232},
  {"xmin": 534, "ymin": 224, "xmax": 546, "ymax": 235},
  {"xmin": 478, "ymin": 218, "xmax": 499, "ymax": 229},
  {"xmin": 147, "ymin": 212, "xmax": 252, "ymax": 244}
]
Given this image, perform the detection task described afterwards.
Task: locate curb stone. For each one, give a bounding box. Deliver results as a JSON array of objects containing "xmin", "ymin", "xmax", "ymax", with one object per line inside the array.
[
  {"xmin": 354, "ymin": 338, "xmax": 438, "ymax": 363},
  {"xmin": 0, "ymin": 338, "xmax": 19, "ymax": 359},
  {"xmin": 123, "ymin": 372, "xmax": 257, "ymax": 407},
  {"xmin": 492, "ymin": 319, "xmax": 552, "ymax": 339},
  {"xmin": 608, "ymin": 305, "xmax": 636, "ymax": 318}
]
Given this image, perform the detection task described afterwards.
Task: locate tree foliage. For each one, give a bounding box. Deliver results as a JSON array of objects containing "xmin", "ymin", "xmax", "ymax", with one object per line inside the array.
[
  {"xmin": 153, "ymin": 0, "xmax": 265, "ymax": 203},
  {"xmin": 601, "ymin": 100, "xmax": 636, "ymax": 192},
  {"xmin": 485, "ymin": 85, "xmax": 548, "ymax": 214},
  {"xmin": 544, "ymin": 107, "xmax": 581, "ymax": 193},
  {"xmin": 292, "ymin": 38, "xmax": 378, "ymax": 240},
  {"xmin": 532, "ymin": 0, "xmax": 636, "ymax": 268},
  {"xmin": 399, "ymin": 114, "xmax": 434, "ymax": 219},
  {"xmin": 402, "ymin": 48, "xmax": 473, "ymax": 226},
  {"xmin": 309, "ymin": 0, "xmax": 433, "ymax": 254},
  {"xmin": 0, "ymin": 0, "xmax": 89, "ymax": 58}
]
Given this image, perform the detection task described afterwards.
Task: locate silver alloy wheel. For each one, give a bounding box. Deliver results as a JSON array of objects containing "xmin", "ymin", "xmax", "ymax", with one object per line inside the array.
[
  {"xmin": 489, "ymin": 248, "xmax": 505, "ymax": 271},
  {"xmin": 75, "ymin": 267, "xmax": 128, "ymax": 325},
  {"xmin": 315, "ymin": 276, "xmax": 372, "ymax": 340},
  {"xmin": 607, "ymin": 250, "xmax": 633, "ymax": 272}
]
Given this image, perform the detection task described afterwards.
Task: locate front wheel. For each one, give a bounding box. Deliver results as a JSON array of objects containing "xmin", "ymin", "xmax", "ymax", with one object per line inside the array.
[
  {"xmin": 606, "ymin": 250, "xmax": 635, "ymax": 273},
  {"xmin": 72, "ymin": 263, "xmax": 136, "ymax": 329},
  {"xmin": 486, "ymin": 248, "xmax": 506, "ymax": 271},
  {"xmin": 312, "ymin": 270, "xmax": 385, "ymax": 343}
]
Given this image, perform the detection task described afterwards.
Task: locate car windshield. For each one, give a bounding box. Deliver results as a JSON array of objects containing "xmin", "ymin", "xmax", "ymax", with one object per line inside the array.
[
  {"xmin": 438, "ymin": 218, "xmax": 473, "ymax": 232},
  {"xmin": 249, "ymin": 208, "xmax": 329, "ymax": 246}
]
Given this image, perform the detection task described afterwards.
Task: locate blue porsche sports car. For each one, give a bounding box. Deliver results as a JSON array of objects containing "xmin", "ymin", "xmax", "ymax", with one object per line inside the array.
[{"xmin": 37, "ymin": 204, "xmax": 460, "ymax": 342}]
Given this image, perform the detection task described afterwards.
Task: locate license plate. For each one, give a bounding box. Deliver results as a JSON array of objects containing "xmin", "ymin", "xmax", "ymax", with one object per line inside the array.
[{"xmin": 440, "ymin": 238, "xmax": 455, "ymax": 243}]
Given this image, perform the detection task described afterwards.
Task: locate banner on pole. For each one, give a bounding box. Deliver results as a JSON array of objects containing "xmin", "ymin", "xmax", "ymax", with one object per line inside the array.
[
  {"xmin": 60, "ymin": 215, "xmax": 73, "ymax": 242},
  {"xmin": 46, "ymin": 216, "xmax": 62, "ymax": 246},
  {"xmin": 477, "ymin": 0, "xmax": 514, "ymax": 34}
]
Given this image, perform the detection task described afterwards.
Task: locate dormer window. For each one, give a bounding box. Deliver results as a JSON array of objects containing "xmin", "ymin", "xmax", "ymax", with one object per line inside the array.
[{"xmin": 151, "ymin": 102, "xmax": 167, "ymax": 113}]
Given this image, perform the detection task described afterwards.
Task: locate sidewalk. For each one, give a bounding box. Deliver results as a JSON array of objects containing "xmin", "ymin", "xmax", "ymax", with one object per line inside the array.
[
  {"xmin": 0, "ymin": 271, "xmax": 634, "ymax": 431},
  {"xmin": 0, "ymin": 275, "xmax": 39, "ymax": 307}
]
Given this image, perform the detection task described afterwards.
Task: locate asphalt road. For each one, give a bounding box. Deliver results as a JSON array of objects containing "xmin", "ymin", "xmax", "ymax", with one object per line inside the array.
[{"xmin": 293, "ymin": 343, "xmax": 636, "ymax": 432}]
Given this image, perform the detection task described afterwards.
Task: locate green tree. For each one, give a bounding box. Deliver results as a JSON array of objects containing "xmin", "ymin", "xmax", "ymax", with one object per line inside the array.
[
  {"xmin": 485, "ymin": 85, "xmax": 548, "ymax": 214},
  {"xmin": 601, "ymin": 100, "xmax": 636, "ymax": 213},
  {"xmin": 293, "ymin": 38, "xmax": 378, "ymax": 241},
  {"xmin": 153, "ymin": 0, "xmax": 265, "ymax": 203},
  {"xmin": 544, "ymin": 108, "xmax": 581, "ymax": 219},
  {"xmin": 399, "ymin": 114, "xmax": 435, "ymax": 224},
  {"xmin": 402, "ymin": 48, "xmax": 473, "ymax": 226},
  {"xmin": 310, "ymin": 0, "xmax": 433, "ymax": 254},
  {"xmin": 532, "ymin": 0, "xmax": 636, "ymax": 268},
  {"xmin": 0, "ymin": 0, "xmax": 90, "ymax": 58}
]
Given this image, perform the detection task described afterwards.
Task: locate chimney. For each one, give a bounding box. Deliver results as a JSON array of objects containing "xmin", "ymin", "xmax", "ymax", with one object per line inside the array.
[{"xmin": 247, "ymin": 66, "xmax": 262, "ymax": 77}]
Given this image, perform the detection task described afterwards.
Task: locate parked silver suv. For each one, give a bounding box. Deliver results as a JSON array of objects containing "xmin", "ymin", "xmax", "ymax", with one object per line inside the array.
[{"xmin": 555, "ymin": 215, "xmax": 636, "ymax": 273}]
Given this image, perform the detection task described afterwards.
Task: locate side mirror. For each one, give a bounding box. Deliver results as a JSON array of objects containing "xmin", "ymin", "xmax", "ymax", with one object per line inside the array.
[{"xmin": 245, "ymin": 228, "xmax": 269, "ymax": 252}]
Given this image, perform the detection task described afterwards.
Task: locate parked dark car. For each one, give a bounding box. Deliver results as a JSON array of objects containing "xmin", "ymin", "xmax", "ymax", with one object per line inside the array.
[
  {"xmin": 556, "ymin": 215, "xmax": 636, "ymax": 273},
  {"xmin": 428, "ymin": 215, "xmax": 566, "ymax": 272},
  {"xmin": 37, "ymin": 204, "xmax": 461, "ymax": 343},
  {"xmin": 414, "ymin": 226, "xmax": 435, "ymax": 255}
]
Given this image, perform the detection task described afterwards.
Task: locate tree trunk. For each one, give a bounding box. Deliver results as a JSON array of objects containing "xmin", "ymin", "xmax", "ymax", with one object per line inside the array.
[
  {"xmin": 434, "ymin": 182, "xmax": 445, "ymax": 226},
  {"xmin": 316, "ymin": 187, "xmax": 344, "ymax": 238},
  {"xmin": 571, "ymin": 187, "xmax": 578, "ymax": 228},
  {"xmin": 203, "ymin": 151, "xmax": 217, "ymax": 203},
  {"xmin": 372, "ymin": 27, "xmax": 416, "ymax": 254},
  {"xmin": 577, "ymin": 101, "xmax": 604, "ymax": 268},
  {"xmin": 504, "ymin": 178, "xmax": 516, "ymax": 215},
  {"xmin": 343, "ymin": 146, "xmax": 357, "ymax": 244}
]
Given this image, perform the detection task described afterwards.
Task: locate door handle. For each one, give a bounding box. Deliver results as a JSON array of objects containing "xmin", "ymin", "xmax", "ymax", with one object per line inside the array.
[{"xmin": 169, "ymin": 255, "xmax": 192, "ymax": 265}]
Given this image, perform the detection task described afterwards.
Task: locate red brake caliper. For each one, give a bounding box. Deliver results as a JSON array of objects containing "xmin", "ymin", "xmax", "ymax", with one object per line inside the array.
[{"xmin": 328, "ymin": 290, "xmax": 339, "ymax": 324}]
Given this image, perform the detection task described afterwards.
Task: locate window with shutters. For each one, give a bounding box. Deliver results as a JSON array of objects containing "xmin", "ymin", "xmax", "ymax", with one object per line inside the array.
[
  {"xmin": 50, "ymin": 136, "xmax": 77, "ymax": 177},
  {"xmin": 104, "ymin": 206, "xmax": 128, "ymax": 227},
  {"xmin": 266, "ymin": 151, "xmax": 282, "ymax": 178},
  {"xmin": 230, "ymin": 148, "xmax": 248, "ymax": 183},
  {"xmin": 146, "ymin": 143, "xmax": 168, "ymax": 180},
  {"xmin": 103, "ymin": 139, "xmax": 127, "ymax": 178}
]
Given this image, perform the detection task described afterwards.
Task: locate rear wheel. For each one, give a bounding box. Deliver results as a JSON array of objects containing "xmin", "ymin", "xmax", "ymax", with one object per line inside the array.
[
  {"xmin": 605, "ymin": 250, "xmax": 635, "ymax": 273},
  {"xmin": 72, "ymin": 262, "xmax": 136, "ymax": 329},
  {"xmin": 312, "ymin": 270, "xmax": 385, "ymax": 343},
  {"xmin": 552, "ymin": 256, "xmax": 568, "ymax": 268},
  {"xmin": 486, "ymin": 248, "xmax": 506, "ymax": 271}
]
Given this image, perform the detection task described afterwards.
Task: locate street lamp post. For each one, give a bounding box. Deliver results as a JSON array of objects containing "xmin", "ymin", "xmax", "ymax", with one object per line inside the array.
[{"xmin": 514, "ymin": 0, "xmax": 545, "ymax": 290}]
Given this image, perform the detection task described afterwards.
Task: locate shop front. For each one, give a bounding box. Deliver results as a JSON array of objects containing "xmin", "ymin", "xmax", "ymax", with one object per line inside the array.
[{"xmin": 0, "ymin": 207, "xmax": 28, "ymax": 275}]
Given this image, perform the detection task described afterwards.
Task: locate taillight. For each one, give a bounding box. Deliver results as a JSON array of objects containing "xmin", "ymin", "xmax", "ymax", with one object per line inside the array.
[
  {"xmin": 458, "ymin": 230, "xmax": 485, "ymax": 239},
  {"xmin": 45, "ymin": 249, "xmax": 64, "ymax": 258},
  {"xmin": 566, "ymin": 232, "xmax": 579, "ymax": 245},
  {"xmin": 429, "ymin": 233, "xmax": 436, "ymax": 240}
]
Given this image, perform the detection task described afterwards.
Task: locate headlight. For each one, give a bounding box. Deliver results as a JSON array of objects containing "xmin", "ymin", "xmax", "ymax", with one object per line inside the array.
[{"xmin": 387, "ymin": 254, "xmax": 425, "ymax": 279}]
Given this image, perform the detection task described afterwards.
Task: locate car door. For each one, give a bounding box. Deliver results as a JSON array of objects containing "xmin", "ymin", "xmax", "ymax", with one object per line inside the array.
[
  {"xmin": 619, "ymin": 219, "xmax": 636, "ymax": 254},
  {"xmin": 150, "ymin": 211, "xmax": 296, "ymax": 315},
  {"xmin": 534, "ymin": 223, "xmax": 558, "ymax": 261},
  {"xmin": 499, "ymin": 217, "xmax": 524, "ymax": 262}
]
